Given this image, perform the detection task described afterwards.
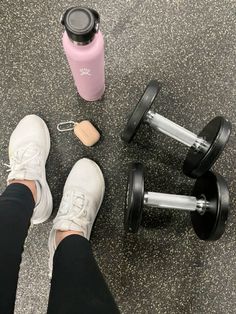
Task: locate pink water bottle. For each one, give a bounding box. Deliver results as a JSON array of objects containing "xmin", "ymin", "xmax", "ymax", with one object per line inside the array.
[{"xmin": 61, "ymin": 7, "xmax": 105, "ymax": 101}]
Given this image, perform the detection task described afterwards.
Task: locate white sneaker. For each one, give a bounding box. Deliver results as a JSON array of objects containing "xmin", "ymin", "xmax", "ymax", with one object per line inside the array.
[
  {"xmin": 48, "ymin": 158, "xmax": 105, "ymax": 276},
  {"xmin": 6, "ymin": 115, "xmax": 53, "ymax": 224}
]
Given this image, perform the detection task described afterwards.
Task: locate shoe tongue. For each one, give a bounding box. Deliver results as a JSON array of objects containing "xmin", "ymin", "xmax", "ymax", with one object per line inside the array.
[
  {"xmin": 65, "ymin": 187, "xmax": 98, "ymax": 207},
  {"xmin": 53, "ymin": 193, "xmax": 89, "ymax": 239},
  {"xmin": 7, "ymin": 148, "xmax": 41, "ymax": 183},
  {"xmin": 8, "ymin": 144, "xmax": 41, "ymax": 175},
  {"xmin": 73, "ymin": 198, "xmax": 86, "ymax": 213},
  {"xmin": 16, "ymin": 143, "xmax": 39, "ymax": 159},
  {"xmin": 59, "ymin": 191, "xmax": 85, "ymax": 215},
  {"xmin": 22, "ymin": 146, "xmax": 40, "ymax": 166},
  {"xmin": 71, "ymin": 192, "xmax": 97, "ymax": 218},
  {"xmin": 57, "ymin": 191, "xmax": 95, "ymax": 225}
]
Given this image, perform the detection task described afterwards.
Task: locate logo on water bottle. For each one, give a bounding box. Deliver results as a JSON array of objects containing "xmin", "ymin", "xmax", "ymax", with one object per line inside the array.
[{"xmin": 80, "ymin": 68, "xmax": 91, "ymax": 76}]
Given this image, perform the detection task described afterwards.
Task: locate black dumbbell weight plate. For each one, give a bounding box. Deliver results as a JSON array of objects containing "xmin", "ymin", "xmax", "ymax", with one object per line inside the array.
[
  {"xmin": 124, "ymin": 162, "xmax": 145, "ymax": 232},
  {"xmin": 191, "ymin": 171, "xmax": 230, "ymax": 241},
  {"xmin": 121, "ymin": 80, "xmax": 162, "ymax": 143},
  {"xmin": 183, "ymin": 117, "xmax": 231, "ymax": 178}
]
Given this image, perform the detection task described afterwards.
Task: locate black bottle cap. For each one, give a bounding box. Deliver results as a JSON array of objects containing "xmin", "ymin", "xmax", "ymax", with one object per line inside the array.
[{"xmin": 61, "ymin": 7, "xmax": 100, "ymax": 44}]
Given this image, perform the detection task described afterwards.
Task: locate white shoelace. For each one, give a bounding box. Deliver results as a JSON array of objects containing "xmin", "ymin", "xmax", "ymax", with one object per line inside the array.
[
  {"xmin": 4, "ymin": 143, "xmax": 42, "ymax": 177},
  {"xmin": 54, "ymin": 191, "xmax": 90, "ymax": 227}
]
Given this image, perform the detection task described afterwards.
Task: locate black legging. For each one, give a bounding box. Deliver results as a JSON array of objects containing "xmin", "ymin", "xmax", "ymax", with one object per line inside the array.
[{"xmin": 0, "ymin": 183, "xmax": 119, "ymax": 314}]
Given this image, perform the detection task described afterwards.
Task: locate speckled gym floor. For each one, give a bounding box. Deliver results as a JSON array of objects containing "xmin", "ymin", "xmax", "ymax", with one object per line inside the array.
[{"xmin": 1, "ymin": 0, "xmax": 236, "ymax": 313}]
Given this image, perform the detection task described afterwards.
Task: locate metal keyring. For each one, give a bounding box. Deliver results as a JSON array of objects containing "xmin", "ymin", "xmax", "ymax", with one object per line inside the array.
[{"xmin": 57, "ymin": 121, "xmax": 76, "ymax": 132}]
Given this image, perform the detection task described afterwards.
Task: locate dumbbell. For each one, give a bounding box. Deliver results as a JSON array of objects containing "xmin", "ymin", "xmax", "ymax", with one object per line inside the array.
[
  {"xmin": 121, "ymin": 80, "xmax": 232, "ymax": 178},
  {"xmin": 125, "ymin": 162, "xmax": 230, "ymax": 240}
]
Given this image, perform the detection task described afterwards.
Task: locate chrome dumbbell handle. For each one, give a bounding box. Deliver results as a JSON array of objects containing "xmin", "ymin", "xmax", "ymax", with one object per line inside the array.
[
  {"xmin": 144, "ymin": 192, "xmax": 209, "ymax": 214},
  {"xmin": 145, "ymin": 111, "xmax": 209, "ymax": 151}
]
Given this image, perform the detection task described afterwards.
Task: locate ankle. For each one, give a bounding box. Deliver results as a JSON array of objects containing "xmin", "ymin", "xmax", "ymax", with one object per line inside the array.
[
  {"xmin": 9, "ymin": 180, "xmax": 37, "ymax": 203},
  {"xmin": 55, "ymin": 230, "xmax": 84, "ymax": 246}
]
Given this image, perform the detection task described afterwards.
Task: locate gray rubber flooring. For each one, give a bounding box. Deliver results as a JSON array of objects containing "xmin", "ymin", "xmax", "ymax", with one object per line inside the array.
[{"xmin": 1, "ymin": 0, "xmax": 236, "ymax": 313}]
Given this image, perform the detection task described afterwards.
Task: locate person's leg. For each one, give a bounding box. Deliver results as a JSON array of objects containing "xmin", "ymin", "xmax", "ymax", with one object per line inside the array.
[
  {"xmin": 47, "ymin": 158, "xmax": 119, "ymax": 314},
  {"xmin": 48, "ymin": 235, "xmax": 119, "ymax": 314},
  {"xmin": 0, "ymin": 182, "xmax": 35, "ymax": 314},
  {"xmin": 0, "ymin": 115, "xmax": 53, "ymax": 313}
]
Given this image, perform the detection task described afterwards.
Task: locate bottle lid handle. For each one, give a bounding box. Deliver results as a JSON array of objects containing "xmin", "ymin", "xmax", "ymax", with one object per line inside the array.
[{"xmin": 89, "ymin": 8, "xmax": 100, "ymax": 32}]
